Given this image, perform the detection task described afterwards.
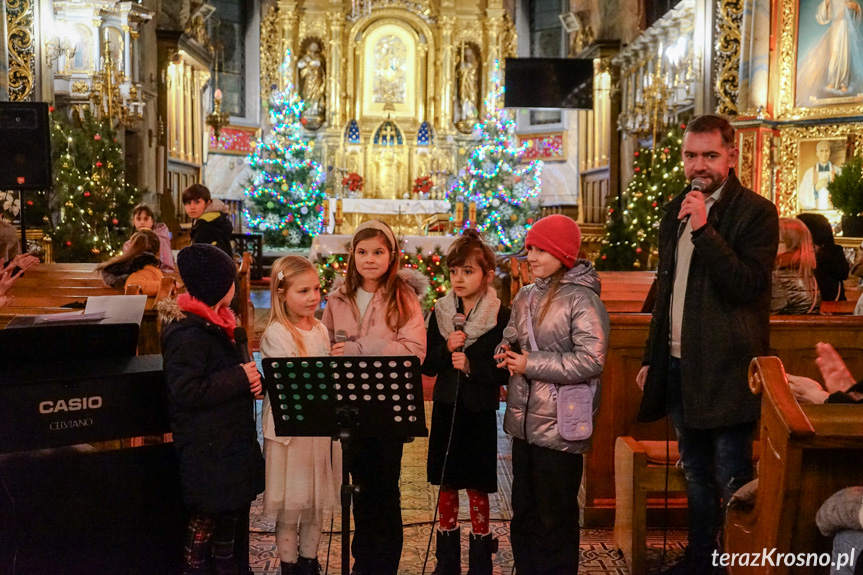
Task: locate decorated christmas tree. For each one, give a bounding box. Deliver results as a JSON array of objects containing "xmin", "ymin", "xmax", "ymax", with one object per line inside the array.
[
  {"xmin": 596, "ymin": 124, "xmax": 686, "ymax": 270},
  {"xmin": 244, "ymin": 51, "xmax": 326, "ymax": 248},
  {"xmin": 448, "ymin": 62, "xmax": 542, "ymax": 252},
  {"xmin": 49, "ymin": 108, "xmax": 139, "ymax": 262}
]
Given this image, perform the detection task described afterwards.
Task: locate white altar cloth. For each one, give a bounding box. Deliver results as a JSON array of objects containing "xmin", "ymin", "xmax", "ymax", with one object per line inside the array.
[{"xmin": 326, "ymin": 198, "xmax": 451, "ymax": 233}]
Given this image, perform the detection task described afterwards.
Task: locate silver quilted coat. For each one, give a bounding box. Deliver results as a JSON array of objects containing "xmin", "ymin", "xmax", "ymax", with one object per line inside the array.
[{"xmin": 503, "ymin": 260, "xmax": 611, "ymax": 454}]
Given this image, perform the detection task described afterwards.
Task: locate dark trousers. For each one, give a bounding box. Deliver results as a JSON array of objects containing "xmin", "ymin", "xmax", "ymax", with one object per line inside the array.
[
  {"xmin": 349, "ymin": 436, "xmax": 405, "ymax": 575},
  {"xmin": 511, "ymin": 437, "xmax": 583, "ymax": 575},
  {"xmin": 667, "ymin": 357, "xmax": 756, "ymax": 563},
  {"xmin": 183, "ymin": 502, "xmax": 251, "ymax": 575}
]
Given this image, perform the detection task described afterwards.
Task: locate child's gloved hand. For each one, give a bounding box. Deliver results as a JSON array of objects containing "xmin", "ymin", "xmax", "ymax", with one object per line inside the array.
[{"xmin": 243, "ymin": 361, "xmax": 262, "ymax": 395}]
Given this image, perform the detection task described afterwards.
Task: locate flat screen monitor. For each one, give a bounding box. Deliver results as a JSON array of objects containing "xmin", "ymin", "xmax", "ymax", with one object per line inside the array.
[{"xmin": 504, "ymin": 58, "xmax": 594, "ymax": 110}]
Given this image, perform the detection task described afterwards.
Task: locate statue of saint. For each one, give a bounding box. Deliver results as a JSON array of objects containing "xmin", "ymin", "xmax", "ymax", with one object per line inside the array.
[
  {"xmin": 298, "ymin": 42, "xmax": 325, "ymax": 128},
  {"xmin": 457, "ymin": 45, "xmax": 479, "ymax": 132}
]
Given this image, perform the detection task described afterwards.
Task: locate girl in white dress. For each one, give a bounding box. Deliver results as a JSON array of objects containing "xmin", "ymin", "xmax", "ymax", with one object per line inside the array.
[{"xmin": 261, "ymin": 256, "xmax": 341, "ymax": 575}]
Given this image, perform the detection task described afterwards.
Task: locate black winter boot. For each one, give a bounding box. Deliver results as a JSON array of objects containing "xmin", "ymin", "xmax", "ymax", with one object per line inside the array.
[
  {"xmin": 432, "ymin": 526, "xmax": 462, "ymax": 575},
  {"xmin": 281, "ymin": 561, "xmax": 300, "ymax": 575},
  {"xmin": 297, "ymin": 556, "xmax": 322, "ymax": 575},
  {"xmin": 466, "ymin": 532, "xmax": 497, "ymax": 575}
]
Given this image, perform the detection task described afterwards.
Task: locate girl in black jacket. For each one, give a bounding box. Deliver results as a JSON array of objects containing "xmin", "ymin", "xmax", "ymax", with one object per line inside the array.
[
  {"xmin": 159, "ymin": 244, "xmax": 265, "ymax": 575},
  {"xmin": 423, "ymin": 230, "xmax": 510, "ymax": 575}
]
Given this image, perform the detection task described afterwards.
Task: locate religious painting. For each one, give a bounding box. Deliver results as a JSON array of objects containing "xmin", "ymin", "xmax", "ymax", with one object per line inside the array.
[
  {"xmin": 795, "ymin": 0, "xmax": 863, "ymax": 107},
  {"xmin": 373, "ymin": 35, "xmax": 407, "ymax": 104},
  {"xmin": 796, "ymin": 137, "xmax": 849, "ymax": 211},
  {"xmin": 777, "ymin": 0, "xmax": 863, "ymax": 118},
  {"xmin": 360, "ymin": 22, "xmax": 418, "ymax": 120},
  {"xmin": 71, "ymin": 25, "xmax": 93, "ymax": 72},
  {"xmin": 776, "ymin": 124, "xmax": 862, "ymax": 216}
]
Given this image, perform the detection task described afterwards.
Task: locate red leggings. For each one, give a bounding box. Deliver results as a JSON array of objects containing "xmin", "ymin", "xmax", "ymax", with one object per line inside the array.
[{"xmin": 437, "ymin": 486, "xmax": 490, "ymax": 534}]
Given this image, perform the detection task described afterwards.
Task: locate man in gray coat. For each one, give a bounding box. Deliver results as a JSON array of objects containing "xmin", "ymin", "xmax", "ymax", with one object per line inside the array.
[{"xmin": 636, "ymin": 115, "xmax": 779, "ymax": 574}]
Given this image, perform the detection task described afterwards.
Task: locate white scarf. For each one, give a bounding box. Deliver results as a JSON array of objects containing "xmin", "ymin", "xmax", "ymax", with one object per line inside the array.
[{"xmin": 434, "ymin": 286, "xmax": 501, "ymax": 349}]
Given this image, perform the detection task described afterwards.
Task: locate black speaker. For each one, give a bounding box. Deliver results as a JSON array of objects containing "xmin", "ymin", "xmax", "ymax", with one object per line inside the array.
[{"xmin": 0, "ymin": 102, "xmax": 52, "ymax": 190}]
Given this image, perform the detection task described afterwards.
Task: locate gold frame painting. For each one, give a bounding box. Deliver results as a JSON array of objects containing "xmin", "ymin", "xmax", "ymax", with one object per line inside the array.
[
  {"xmin": 776, "ymin": 0, "xmax": 863, "ymax": 119},
  {"xmin": 777, "ymin": 123, "xmax": 863, "ymax": 216}
]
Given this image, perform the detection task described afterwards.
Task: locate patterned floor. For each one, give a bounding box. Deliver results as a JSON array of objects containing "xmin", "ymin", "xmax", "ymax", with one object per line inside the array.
[{"xmin": 248, "ymin": 405, "xmax": 686, "ymax": 575}]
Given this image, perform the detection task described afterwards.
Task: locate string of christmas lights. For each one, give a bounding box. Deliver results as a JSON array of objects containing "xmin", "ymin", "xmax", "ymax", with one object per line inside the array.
[
  {"xmin": 244, "ymin": 50, "xmax": 326, "ymax": 248},
  {"xmin": 447, "ymin": 61, "xmax": 543, "ymax": 252},
  {"xmin": 597, "ymin": 124, "xmax": 686, "ymax": 270},
  {"xmin": 48, "ymin": 108, "xmax": 139, "ymax": 262}
]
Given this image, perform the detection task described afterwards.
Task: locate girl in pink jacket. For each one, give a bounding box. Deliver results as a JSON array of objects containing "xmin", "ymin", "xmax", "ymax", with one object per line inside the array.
[{"xmin": 322, "ymin": 219, "xmax": 427, "ymax": 575}]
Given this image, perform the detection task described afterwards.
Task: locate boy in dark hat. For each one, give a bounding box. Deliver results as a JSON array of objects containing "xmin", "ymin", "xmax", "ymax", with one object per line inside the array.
[{"xmin": 158, "ymin": 243, "xmax": 264, "ymax": 575}]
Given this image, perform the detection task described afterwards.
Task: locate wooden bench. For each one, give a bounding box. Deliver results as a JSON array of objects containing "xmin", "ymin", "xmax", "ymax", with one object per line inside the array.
[
  {"xmin": 724, "ymin": 356, "xmax": 863, "ymax": 574},
  {"xmin": 582, "ymin": 313, "xmax": 863, "ymax": 529},
  {"xmin": 507, "ymin": 257, "xmax": 655, "ymax": 312}
]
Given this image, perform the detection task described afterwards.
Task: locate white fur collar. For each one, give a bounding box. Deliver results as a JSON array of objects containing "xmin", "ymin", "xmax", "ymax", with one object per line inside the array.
[{"xmin": 434, "ymin": 286, "xmax": 500, "ymax": 349}]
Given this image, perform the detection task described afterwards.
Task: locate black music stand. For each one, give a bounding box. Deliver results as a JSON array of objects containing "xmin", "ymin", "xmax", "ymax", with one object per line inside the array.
[{"xmin": 263, "ymin": 355, "xmax": 428, "ymax": 575}]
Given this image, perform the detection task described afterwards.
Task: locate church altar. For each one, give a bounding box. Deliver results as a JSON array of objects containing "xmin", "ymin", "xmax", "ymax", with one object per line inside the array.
[
  {"xmin": 309, "ymin": 233, "xmax": 458, "ymax": 261},
  {"xmin": 326, "ymin": 198, "xmax": 451, "ymax": 236},
  {"xmin": 260, "ymin": 0, "xmax": 516, "ymax": 212}
]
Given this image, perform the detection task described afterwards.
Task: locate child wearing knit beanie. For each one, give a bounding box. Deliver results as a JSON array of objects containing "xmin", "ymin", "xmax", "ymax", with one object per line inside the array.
[
  {"xmin": 495, "ymin": 214, "xmax": 610, "ymax": 574},
  {"xmin": 158, "ymin": 243, "xmax": 265, "ymax": 575}
]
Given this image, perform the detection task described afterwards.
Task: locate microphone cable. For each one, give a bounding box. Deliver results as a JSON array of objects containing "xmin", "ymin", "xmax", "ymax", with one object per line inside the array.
[{"xmin": 422, "ymin": 312, "xmax": 468, "ymax": 575}]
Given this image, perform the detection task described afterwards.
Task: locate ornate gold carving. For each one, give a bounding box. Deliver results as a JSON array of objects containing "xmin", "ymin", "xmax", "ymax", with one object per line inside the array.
[
  {"xmin": 776, "ymin": 0, "xmax": 863, "ymax": 119},
  {"xmin": 299, "ymin": 14, "xmax": 327, "ymax": 43},
  {"xmin": 260, "ymin": 5, "xmax": 283, "ymax": 94},
  {"xmin": 185, "ymin": 13, "xmax": 211, "ymax": 52},
  {"xmin": 777, "ymin": 123, "xmax": 863, "ymax": 216},
  {"xmin": 760, "ymin": 132, "xmax": 773, "ymax": 200},
  {"xmin": 714, "ymin": 0, "xmax": 742, "ymax": 116},
  {"xmin": 739, "ymin": 131, "xmax": 755, "ymax": 190},
  {"xmin": 6, "ymin": 0, "xmax": 35, "ymax": 102},
  {"xmin": 72, "ymin": 80, "xmax": 90, "ymax": 93}
]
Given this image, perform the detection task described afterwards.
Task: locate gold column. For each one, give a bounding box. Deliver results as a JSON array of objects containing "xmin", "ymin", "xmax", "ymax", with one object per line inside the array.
[
  {"xmin": 327, "ymin": 13, "xmax": 343, "ymax": 128},
  {"xmin": 277, "ymin": 1, "xmax": 299, "ymax": 90},
  {"xmin": 438, "ymin": 16, "xmax": 454, "ymax": 133},
  {"xmin": 417, "ymin": 41, "xmax": 428, "ymax": 123},
  {"xmin": 168, "ymin": 64, "xmax": 177, "ymax": 157}
]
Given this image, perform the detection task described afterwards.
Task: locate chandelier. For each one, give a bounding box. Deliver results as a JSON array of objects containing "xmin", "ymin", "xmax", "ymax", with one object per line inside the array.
[{"xmin": 90, "ymin": 36, "xmax": 144, "ymax": 128}]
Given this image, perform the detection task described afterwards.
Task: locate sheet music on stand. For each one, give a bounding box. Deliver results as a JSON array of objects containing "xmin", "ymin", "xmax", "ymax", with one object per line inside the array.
[{"xmin": 263, "ymin": 355, "xmax": 427, "ymax": 575}]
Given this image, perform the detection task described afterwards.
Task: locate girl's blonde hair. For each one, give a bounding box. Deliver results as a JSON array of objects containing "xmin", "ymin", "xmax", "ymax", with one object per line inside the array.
[
  {"xmin": 777, "ymin": 217, "xmax": 818, "ymax": 303},
  {"xmin": 269, "ymin": 255, "xmax": 319, "ymax": 357},
  {"xmin": 344, "ymin": 222, "xmax": 415, "ymax": 331},
  {"xmin": 96, "ymin": 229, "xmax": 160, "ymax": 271}
]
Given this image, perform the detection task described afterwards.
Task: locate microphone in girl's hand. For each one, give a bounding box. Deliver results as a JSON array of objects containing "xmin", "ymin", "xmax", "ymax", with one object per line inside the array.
[
  {"xmin": 234, "ymin": 327, "xmax": 253, "ymax": 364},
  {"xmin": 452, "ymin": 314, "xmax": 466, "ymax": 352},
  {"xmin": 502, "ymin": 326, "xmax": 521, "ymax": 355},
  {"xmin": 335, "ymin": 330, "xmax": 348, "ymax": 343}
]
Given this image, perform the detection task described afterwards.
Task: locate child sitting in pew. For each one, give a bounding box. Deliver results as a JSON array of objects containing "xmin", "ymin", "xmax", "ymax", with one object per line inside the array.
[{"xmin": 97, "ymin": 229, "xmax": 164, "ymax": 296}]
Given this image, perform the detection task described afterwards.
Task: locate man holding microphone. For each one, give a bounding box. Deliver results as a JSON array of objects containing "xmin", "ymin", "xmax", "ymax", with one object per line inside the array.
[{"xmin": 636, "ymin": 115, "xmax": 779, "ymax": 574}]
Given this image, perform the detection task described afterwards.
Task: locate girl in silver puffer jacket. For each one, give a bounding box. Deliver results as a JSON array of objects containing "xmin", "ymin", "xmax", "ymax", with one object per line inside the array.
[{"xmin": 496, "ymin": 215, "xmax": 610, "ymax": 575}]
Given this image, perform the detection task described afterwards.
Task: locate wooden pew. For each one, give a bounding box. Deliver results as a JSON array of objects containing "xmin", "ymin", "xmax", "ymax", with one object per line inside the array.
[
  {"xmin": 724, "ymin": 356, "xmax": 863, "ymax": 574},
  {"xmin": 583, "ymin": 313, "xmax": 863, "ymax": 528}
]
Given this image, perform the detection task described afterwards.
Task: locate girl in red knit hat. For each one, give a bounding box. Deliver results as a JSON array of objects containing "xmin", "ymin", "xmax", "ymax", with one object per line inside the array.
[{"xmin": 495, "ymin": 214, "xmax": 610, "ymax": 574}]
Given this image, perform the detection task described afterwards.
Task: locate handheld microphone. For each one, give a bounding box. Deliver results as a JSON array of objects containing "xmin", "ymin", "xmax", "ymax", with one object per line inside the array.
[
  {"xmin": 452, "ymin": 314, "xmax": 466, "ymax": 352},
  {"xmin": 234, "ymin": 327, "xmax": 253, "ymax": 364},
  {"xmin": 678, "ymin": 177, "xmax": 707, "ymax": 237},
  {"xmin": 502, "ymin": 326, "xmax": 521, "ymax": 355},
  {"xmin": 335, "ymin": 329, "xmax": 349, "ymax": 343}
]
